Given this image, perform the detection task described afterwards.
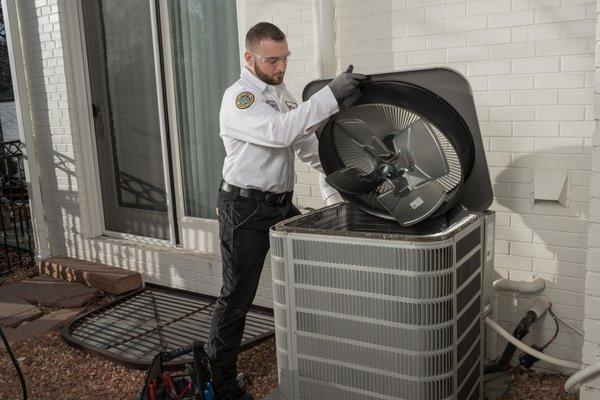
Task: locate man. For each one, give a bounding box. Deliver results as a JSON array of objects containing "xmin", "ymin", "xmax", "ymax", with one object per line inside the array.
[{"xmin": 207, "ymin": 22, "xmax": 365, "ymax": 399}]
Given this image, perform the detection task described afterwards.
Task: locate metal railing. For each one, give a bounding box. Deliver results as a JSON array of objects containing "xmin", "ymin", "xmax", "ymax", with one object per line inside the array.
[{"xmin": 0, "ymin": 140, "xmax": 34, "ymax": 275}]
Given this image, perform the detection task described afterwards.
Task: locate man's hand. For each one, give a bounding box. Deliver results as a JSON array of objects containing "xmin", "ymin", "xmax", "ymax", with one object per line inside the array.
[{"xmin": 328, "ymin": 65, "xmax": 367, "ymax": 106}]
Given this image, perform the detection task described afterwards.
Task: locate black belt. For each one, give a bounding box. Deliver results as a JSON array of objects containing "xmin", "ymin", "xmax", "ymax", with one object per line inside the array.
[{"xmin": 220, "ymin": 181, "xmax": 292, "ymax": 205}]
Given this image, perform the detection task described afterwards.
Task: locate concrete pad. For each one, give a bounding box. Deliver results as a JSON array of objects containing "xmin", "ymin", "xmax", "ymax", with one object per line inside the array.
[
  {"xmin": 0, "ymin": 295, "xmax": 42, "ymax": 327},
  {"xmin": 0, "ymin": 275, "xmax": 98, "ymax": 308},
  {"xmin": 39, "ymin": 256, "xmax": 142, "ymax": 295},
  {"xmin": 0, "ymin": 308, "xmax": 85, "ymax": 346}
]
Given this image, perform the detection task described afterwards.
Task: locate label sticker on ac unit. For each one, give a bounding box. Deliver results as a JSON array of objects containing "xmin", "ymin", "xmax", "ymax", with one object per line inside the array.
[{"xmin": 410, "ymin": 197, "xmax": 424, "ymax": 209}]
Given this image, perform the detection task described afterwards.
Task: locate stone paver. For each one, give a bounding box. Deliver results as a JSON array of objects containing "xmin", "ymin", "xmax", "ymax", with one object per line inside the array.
[
  {"xmin": 0, "ymin": 294, "xmax": 42, "ymax": 327},
  {"xmin": 0, "ymin": 308, "xmax": 85, "ymax": 346},
  {"xmin": 0, "ymin": 275, "xmax": 98, "ymax": 308}
]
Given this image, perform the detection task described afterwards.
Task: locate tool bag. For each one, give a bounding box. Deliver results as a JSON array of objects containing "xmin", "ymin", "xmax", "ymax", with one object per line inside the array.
[{"xmin": 138, "ymin": 341, "xmax": 216, "ymax": 400}]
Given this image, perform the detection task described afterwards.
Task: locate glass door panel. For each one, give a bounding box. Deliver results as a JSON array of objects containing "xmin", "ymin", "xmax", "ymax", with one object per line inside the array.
[
  {"xmin": 81, "ymin": 0, "xmax": 170, "ymax": 240},
  {"xmin": 168, "ymin": 0, "xmax": 240, "ymax": 220}
]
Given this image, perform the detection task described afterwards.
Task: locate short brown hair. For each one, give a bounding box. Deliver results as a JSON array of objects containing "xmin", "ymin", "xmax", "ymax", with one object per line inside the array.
[{"xmin": 245, "ymin": 22, "xmax": 286, "ymax": 51}]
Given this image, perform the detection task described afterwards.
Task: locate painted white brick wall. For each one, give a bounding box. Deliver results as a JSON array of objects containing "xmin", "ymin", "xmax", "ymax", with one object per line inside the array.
[
  {"xmin": 15, "ymin": 0, "xmax": 83, "ymax": 256},
  {"xmin": 332, "ymin": 0, "xmax": 595, "ymax": 374},
  {"xmin": 581, "ymin": 2, "xmax": 600, "ymax": 397}
]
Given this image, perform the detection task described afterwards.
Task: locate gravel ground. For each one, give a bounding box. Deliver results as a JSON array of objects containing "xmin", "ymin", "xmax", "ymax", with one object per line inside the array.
[
  {"xmin": 1, "ymin": 264, "xmax": 278, "ymax": 399},
  {"xmin": 501, "ymin": 368, "xmax": 577, "ymax": 400},
  {"xmin": 0, "ymin": 331, "xmax": 146, "ymax": 399},
  {"xmin": 0, "ymin": 331, "xmax": 276, "ymax": 400}
]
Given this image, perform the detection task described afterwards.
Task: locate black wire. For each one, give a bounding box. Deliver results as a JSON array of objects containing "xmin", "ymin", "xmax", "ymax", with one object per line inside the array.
[
  {"xmin": 0, "ymin": 325, "xmax": 27, "ymax": 400},
  {"xmin": 544, "ymin": 308, "xmax": 560, "ymax": 350}
]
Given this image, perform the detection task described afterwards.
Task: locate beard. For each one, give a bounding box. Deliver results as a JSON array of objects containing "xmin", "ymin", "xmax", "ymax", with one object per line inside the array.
[{"xmin": 254, "ymin": 63, "xmax": 285, "ymax": 85}]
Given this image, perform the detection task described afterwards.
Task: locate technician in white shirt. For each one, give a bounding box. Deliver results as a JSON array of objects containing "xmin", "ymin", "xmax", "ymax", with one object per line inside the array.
[{"xmin": 206, "ymin": 22, "xmax": 365, "ymax": 400}]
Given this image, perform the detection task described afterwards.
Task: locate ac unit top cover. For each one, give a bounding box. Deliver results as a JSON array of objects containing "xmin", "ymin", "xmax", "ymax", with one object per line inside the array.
[{"xmin": 304, "ymin": 67, "xmax": 493, "ymax": 226}]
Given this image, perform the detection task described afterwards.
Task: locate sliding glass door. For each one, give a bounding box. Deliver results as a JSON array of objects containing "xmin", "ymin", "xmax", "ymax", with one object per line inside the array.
[
  {"xmin": 81, "ymin": 0, "xmax": 240, "ymax": 250},
  {"xmin": 168, "ymin": 0, "xmax": 239, "ymax": 219}
]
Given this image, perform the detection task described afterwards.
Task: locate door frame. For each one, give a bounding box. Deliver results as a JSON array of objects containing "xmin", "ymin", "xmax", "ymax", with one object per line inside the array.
[
  {"xmin": 158, "ymin": 0, "xmax": 219, "ymax": 254},
  {"xmin": 65, "ymin": 0, "xmax": 177, "ymax": 245},
  {"xmin": 158, "ymin": 0, "xmax": 247, "ymax": 254}
]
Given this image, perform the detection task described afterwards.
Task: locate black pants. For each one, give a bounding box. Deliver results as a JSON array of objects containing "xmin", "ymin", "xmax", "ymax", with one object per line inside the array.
[{"xmin": 206, "ymin": 188, "xmax": 299, "ymax": 380}]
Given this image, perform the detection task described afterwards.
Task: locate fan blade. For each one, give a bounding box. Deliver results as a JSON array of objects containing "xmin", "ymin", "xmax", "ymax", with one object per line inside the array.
[
  {"xmin": 337, "ymin": 119, "xmax": 394, "ymax": 160},
  {"xmin": 326, "ymin": 166, "xmax": 381, "ymax": 194},
  {"xmin": 393, "ymin": 119, "xmax": 449, "ymax": 180},
  {"xmin": 377, "ymin": 180, "xmax": 447, "ymax": 226},
  {"xmin": 386, "ymin": 175, "xmax": 411, "ymax": 196},
  {"xmin": 392, "ymin": 148, "xmax": 415, "ymax": 173}
]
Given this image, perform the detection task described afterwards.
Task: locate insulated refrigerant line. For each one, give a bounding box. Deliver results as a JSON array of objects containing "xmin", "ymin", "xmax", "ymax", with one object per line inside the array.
[{"xmin": 484, "ymin": 316, "xmax": 581, "ymax": 370}]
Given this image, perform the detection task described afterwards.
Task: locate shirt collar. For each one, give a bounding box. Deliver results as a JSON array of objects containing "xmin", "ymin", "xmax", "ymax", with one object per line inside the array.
[
  {"xmin": 241, "ymin": 67, "xmax": 287, "ymax": 93},
  {"xmin": 241, "ymin": 67, "xmax": 267, "ymax": 93}
]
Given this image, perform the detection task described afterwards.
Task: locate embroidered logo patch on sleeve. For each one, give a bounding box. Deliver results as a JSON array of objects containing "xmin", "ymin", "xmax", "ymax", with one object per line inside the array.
[{"xmin": 236, "ymin": 92, "xmax": 255, "ymax": 109}]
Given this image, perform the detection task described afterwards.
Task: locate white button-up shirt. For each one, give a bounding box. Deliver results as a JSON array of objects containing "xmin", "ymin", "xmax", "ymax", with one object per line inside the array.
[{"xmin": 219, "ymin": 68, "xmax": 339, "ymax": 200}]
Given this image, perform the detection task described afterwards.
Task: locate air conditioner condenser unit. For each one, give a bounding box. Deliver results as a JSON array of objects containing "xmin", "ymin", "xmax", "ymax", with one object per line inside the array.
[{"xmin": 270, "ymin": 205, "xmax": 495, "ymax": 400}]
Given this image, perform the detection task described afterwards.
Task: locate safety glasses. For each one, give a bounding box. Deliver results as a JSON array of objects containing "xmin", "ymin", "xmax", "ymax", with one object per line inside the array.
[{"xmin": 252, "ymin": 51, "xmax": 291, "ymax": 65}]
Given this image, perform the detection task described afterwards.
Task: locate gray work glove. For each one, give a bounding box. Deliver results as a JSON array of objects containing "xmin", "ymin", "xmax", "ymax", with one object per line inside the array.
[{"xmin": 328, "ymin": 65, "xmax": 367, "ymax": 107}]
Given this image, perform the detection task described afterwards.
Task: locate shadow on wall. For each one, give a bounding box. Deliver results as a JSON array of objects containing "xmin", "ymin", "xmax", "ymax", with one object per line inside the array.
[
  {"xmin": 45, "ymin": 150, "xmax": 225, "ymax": 300},
  {"xmin": 490, "ymin": 145, "xmax": 588, "ymax": 372}
]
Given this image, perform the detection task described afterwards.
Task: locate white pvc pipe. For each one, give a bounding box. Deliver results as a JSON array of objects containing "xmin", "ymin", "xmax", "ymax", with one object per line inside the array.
[
  {"xmin": 312, "ymin": 0, "xmax": 336, "ymax": 79},
  {"xmin": 493, "ymin": 276, "xmax": 545, "ymax": 294},
  {"xmin": 564, "ymin": 361, "xmax": 600, "ymax": 394},
  {"xmin": 484, "ymin": 317, "xmax": 581, "ymax": 370}
]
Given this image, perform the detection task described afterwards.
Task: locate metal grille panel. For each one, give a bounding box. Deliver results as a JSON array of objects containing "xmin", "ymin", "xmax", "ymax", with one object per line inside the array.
[
  {"xmin": 270, "ymin": 206, "xmax": 491, "ymax": 400},
  {"xmin": 298, "ymin": 358, "xmax": 453, "ymax": 400},
  {"xmin": 62, "ymin": 287, "xmax": 274, "ymax": 368}
]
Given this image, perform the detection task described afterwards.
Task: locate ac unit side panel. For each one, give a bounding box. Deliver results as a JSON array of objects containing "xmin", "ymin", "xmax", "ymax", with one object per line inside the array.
[
  {"xmin": 270, "ymin": 231, "xmax": 294, "ymax": 398},
  {"xmin": 270, "ymin": 211, "xmax": 486, "ymax": 400}
]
